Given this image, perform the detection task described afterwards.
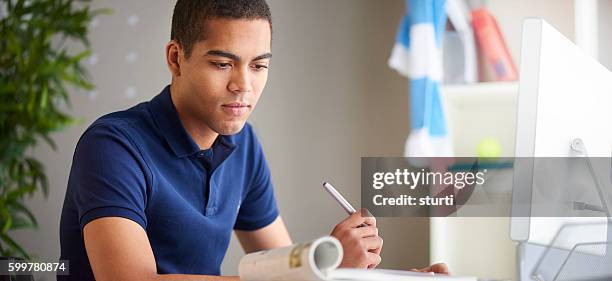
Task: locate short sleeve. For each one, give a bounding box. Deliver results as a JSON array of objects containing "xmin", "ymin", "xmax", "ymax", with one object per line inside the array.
[
  {"xmin": 233, "ymin": 126, "xmax": 279, "ymax": 231},
  {"xmin": 69, "ymin": 123, "xmax": 149, "ymax": 230}
]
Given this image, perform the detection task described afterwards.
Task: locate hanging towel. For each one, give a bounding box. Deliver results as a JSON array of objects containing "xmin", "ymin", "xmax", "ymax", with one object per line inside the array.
[{"xmin": 388, "ymin": 0, "xmax": 454, "ymax": 158}]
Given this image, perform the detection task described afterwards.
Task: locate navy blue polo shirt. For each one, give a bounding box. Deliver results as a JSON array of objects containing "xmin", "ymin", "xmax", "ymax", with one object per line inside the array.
[{"xmin": 59, "ymin": 85, "xmax": 279, "ymax": 280}]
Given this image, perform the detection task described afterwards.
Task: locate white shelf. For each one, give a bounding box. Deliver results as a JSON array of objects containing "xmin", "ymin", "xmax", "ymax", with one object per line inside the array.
[
  {"xmin": 441, "ymin": 81, "xmax": 518, "ymax": 102},
  {"xmin": 440, "ymin": 81, "xmax": 519, "ymax": 158}
]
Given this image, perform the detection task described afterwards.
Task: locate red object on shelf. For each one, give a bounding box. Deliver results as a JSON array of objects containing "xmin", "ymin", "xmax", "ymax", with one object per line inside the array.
[{"xmin": 472, "ymin": 8, "xmax": 518, "ymax": 81}]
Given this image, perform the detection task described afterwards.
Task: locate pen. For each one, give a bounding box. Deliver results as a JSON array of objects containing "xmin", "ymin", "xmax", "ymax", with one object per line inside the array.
[
  {"xmin": 322, "ymin": 182, "xmax": 369, "ymax": 228},
  {"xmin": 322, "ymin": 182, "xmax": 357, "ymax": 215}
]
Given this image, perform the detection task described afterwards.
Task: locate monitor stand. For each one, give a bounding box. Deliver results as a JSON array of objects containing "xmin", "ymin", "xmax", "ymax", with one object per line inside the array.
[{"xmin": 516, "ymin": 138, "xmax": 612, "ymax": 281}]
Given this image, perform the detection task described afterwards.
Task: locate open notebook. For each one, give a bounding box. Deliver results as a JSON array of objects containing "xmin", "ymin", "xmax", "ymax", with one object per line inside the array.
[{"xmin": 239, "ymin": 236, "xmax": 476, "ymax": 281}]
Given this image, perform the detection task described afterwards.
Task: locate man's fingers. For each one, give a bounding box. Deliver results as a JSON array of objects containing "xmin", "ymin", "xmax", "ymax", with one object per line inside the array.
[
  {"xmin": 339, "ymin": 211, "xmax": 367, "ymax": 228},
  {"xmin": 337, "ymin": 209, "xmax": 375, "ymax": 229},
  {"xmin": 373, "ymin": 236, "xmax": 383, "ymax": 255},
  {"xmin": 363, "ymin": 236, "xmax": 383, "ymax": 251},
  {"xmin": 427, "ymin": 263, "xmax": 449, "ymax": 274},
  {"xmin": 367, "ymin": 252, "xmax": 382, "ymax": 268},
  {"xmin": 360, "ymin": 209, "xmax": 376, "ymax": 226},
  {"xmin": 353, "ymin": 225, "xmax": 378, "ymax": 238},
  {"xmin": 415, "ymin": 263, "xmax": 449, "ymax": 274}
]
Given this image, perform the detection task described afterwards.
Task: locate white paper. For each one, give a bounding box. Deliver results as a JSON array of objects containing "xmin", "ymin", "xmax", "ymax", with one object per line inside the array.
[{"xmin": 329, "ymin": 268, "xmax": 477, "ymax": 281}]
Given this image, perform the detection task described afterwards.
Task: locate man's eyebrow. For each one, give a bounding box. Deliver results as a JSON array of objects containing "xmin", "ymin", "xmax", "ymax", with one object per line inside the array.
[
  {"xmin": 206, "ymin": 50, "xmax": 241, "ymax": 61},
  {"xmin": 253, "ymin": 53, "xmax": 272, "ymax": 61}
]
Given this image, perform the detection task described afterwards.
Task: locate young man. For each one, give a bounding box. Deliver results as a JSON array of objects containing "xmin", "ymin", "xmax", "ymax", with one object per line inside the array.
[{"xmin": 59, "ymin": 1, "xmax": 445, "ymax": 280}]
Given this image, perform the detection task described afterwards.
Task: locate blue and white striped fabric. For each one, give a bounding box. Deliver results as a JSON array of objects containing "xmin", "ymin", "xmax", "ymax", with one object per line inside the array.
[{"xmin": 389, "ymin": 0, "xmax": 454, "ymax": 158}]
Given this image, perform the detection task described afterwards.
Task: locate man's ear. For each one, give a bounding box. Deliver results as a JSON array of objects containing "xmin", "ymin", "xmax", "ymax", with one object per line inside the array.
[{"xmin": 166, "ymin": 40, "xmax": 182, "ymax": 77}]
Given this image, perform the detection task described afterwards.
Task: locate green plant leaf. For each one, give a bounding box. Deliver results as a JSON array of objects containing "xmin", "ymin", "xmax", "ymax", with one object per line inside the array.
[
  {"xmin": 10, "ymin": 217, "xmax": 37, "ymax": 231},
  {"xmin": 0, "ymin": 233, "xmax": 30, "ymax": 259},
  {"xmin": 10, "ymin": 201, "xmax": 38, "ymax": 228},
  {"xmin": 1, "ymin": 208, "xmax": 12, "ymax": 233}
]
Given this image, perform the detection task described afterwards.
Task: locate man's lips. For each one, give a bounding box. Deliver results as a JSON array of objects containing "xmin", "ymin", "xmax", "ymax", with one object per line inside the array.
[
  {"xmin": 222, "ymin": 102, "xmax": 250, "ymax": 108},
  {"xmin": 221, "ymin": 102, "xmax": 250, "ymax": 116}
]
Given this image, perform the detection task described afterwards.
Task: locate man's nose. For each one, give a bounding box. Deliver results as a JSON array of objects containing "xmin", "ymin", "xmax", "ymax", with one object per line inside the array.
[{"xmin": 228, "ymin": 67, "xmax": 253, "ymax": 94}]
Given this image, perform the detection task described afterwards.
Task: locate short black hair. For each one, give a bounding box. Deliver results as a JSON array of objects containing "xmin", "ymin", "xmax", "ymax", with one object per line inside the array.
[{"xmin": 171, "ymin": 0, "xmax": 272, "ymax": 58}]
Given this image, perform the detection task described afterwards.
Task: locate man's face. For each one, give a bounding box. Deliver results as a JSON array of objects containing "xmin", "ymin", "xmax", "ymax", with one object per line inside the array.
[{"xmin": 176, "ymin": 18, "xmax": 271, "ymax": 135}]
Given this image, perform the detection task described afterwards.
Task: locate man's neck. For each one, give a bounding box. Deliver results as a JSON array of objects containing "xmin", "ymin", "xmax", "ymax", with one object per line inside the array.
[
  {"xmin": 181, "ymin": 119, "xmax": 218, "ymax": 150},
  {"xmin": 170, "ymin": 84, "xmax": 218, "ymax": 150}
]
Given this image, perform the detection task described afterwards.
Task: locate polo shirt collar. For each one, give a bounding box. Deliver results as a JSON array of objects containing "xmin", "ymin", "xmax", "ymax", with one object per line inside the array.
[{"xmin": 149, "ymin": 85, "xmax": 236, "ymax": 158}]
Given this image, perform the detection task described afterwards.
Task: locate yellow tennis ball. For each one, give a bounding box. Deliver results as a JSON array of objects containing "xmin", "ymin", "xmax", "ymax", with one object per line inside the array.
[{"xmin": 476, "ymin": 138, "xmax": 502, "ymax": 160}]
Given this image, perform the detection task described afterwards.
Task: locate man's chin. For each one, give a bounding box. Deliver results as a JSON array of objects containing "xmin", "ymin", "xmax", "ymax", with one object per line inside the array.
[{"xmin": 214, "ymin": 120, "xmax": 247, "ymax": 136}]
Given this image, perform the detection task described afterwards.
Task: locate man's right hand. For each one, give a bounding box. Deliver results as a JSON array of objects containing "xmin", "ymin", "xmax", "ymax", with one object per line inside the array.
[{"xmin": 330, "ymin": 208, "xmax": 383, "ymax": 269}]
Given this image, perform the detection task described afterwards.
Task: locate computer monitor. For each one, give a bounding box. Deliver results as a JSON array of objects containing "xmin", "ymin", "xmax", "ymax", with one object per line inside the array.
[{"xmin": 510, "ymin": 18, "xmax": 612, "ymax": 279}]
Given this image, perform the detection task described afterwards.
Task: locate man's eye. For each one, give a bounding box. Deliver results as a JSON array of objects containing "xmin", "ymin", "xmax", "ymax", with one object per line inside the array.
[
  {"xmin": 251, "ymin": 64, "xmax": 269, "ymax": 71},
  {"xmin": 211, "ymin": 62, "xmax": 232, "ymax": 69}
]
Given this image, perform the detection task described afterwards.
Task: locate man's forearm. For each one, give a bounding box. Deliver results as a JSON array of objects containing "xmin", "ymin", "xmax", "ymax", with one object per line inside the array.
[
  {"xmin": 95, "ymin": 273, "xmax": 239, "ymax": 281},
  {"xmin": 154, "ymin": 274, "xmax": 240, "ymax": 281}
]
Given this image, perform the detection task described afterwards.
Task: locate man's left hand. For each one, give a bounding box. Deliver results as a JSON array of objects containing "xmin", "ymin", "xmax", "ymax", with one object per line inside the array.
[
  {"xmin": 409, "ymin": 263, "xmax": 450, "ymax": 274},
  {"xmin": 330, "ymin": 208, "xmax": 383, "ymax": 269}
]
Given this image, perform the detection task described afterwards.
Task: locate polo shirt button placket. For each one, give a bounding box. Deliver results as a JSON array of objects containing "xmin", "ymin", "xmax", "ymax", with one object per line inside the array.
[{"xmin": 198, "ymin": 149, "xmax": 215, "ymax": 216}]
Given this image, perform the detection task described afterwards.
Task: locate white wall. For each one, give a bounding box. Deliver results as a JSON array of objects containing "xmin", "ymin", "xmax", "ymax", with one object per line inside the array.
[{"xmin": 16, "ymin": 0, "xmax": 431, "ymax": 279}]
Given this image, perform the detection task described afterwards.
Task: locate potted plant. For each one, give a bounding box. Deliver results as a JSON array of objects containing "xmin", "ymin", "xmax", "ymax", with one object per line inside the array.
[{"xmin": 0, "ymin": 0, "xmax": 108, "ymax": 258}]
